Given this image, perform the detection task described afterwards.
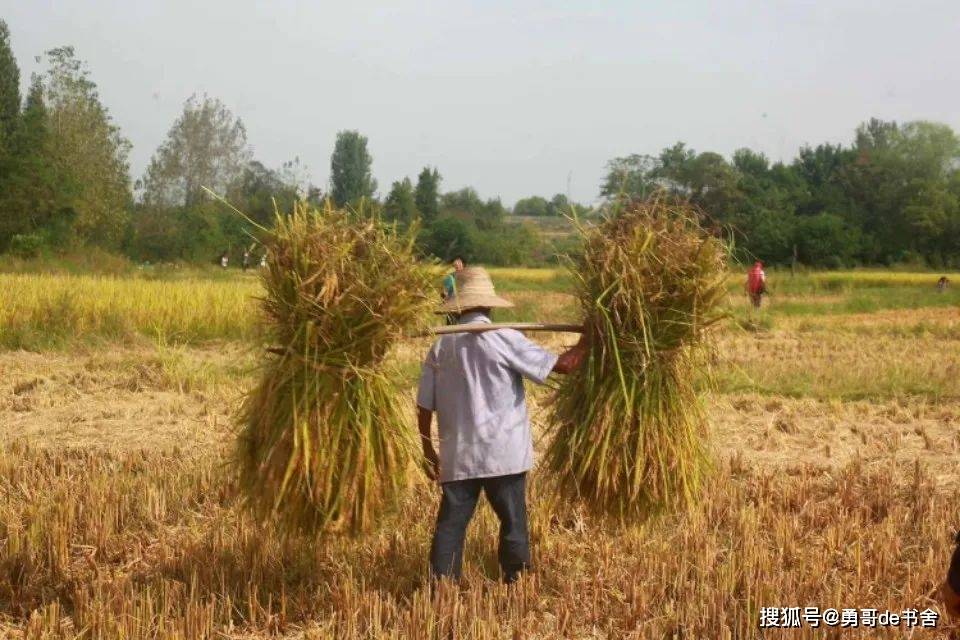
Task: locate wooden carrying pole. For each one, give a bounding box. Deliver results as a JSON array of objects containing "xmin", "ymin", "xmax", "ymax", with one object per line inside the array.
[
  {"xmin": 414, "ymin": 323, "xmax": 584, "ymax": 337},
  {"xmin": 267, "ymin": 323, "xmax": 584, "ymax": 354}
]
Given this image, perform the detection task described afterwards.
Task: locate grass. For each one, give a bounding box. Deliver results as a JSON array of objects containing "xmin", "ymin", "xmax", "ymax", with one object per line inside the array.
[
  {"xmin": 1, "ymin": 439, "xmax": 954, "ymax": 638},
  {"xmin": 3, "ymin": 266, "xmax": 957, "ymax": 351},
  {"xmin": 0, "ymin": 272, "xmax": 260, "ymax": 349},
  {"xmin": 3, "ymin": 261, "xmax": 960, "ymax": 636}
]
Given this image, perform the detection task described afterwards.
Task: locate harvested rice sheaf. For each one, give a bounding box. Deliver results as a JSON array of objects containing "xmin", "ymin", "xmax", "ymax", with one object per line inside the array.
[
  {"xmin": 237, "ymin": 202, "xmax": 433, "ymax": 534},
  {"xmin": 546, "ymin": 197, "xmax": 728, "ymax": 520}
]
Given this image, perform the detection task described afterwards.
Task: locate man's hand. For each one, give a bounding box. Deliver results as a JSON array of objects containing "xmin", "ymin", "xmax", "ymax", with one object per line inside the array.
[
  {"xmin": 553, "ymin": 332, "xmax": 590, "ymax": 375},
  {"xmin": 417, "ymin": 405, "xmax": 440, "ymax": 482},
  {"xmin": 423, "ymin": 445, "xmax": 440, "ymax": 482}
]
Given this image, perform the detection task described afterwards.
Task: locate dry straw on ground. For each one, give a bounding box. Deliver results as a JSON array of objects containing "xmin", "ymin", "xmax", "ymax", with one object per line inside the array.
[
  {"xmin": 546, "ymin": 198, "xmax": 728, "ymax": 520},
  {"xmin": 236, "ymin": 203, "xmax": 434, "ymax": 534}
]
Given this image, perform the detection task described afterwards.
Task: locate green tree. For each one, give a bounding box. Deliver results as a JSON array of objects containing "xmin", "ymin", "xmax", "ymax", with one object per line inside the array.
[
  {"xmin": 793, "ymin": 143, "xmax": 854, "ymax": 218},
  {"xmin": 421, "ymin": 216, "xmax": 478, "ymax": 262},
  {"xmin": 475, "ymin": 197, "xmax": 506, "ymax": 230},
  {"xmin": 474, "ymin": 222, "xmax": 543, "ymax": 265},
  {"xmin": 547, "ymin": 193, "xmax": 577, "ymax": 217},
  {"xmin": 440, "ymin": 187, "xmax": 505, "ymax": 230},
  {"xmin": 600, "ymin": 154, "xmax": 659, "ymax": 199},
  {"xmin": 0, "ymin": 19, "xmax": 20, "ymax": 157},
  {"xmin": 516, "ymin": 193, "xmax": 589, "ymax": 218},
  {"xmin": 440, "ymin": 187, "xmax": 484, "ymax": 217},
  {"xmin": 0, "ymin": 76, "xmax": 75, "ymax": 248},
  {"xmin": 654, "ymin": 144, "xmax": 742, "ymax": 225},
  {"xmin": 141, "ymin": 94, "xmax": 250, "ymax": 208},
  {"xmin": 384, "ymin": 177, "xmax": 419, "ymax": 226},
  {"xmin": 42, "ymin": 46, "xmax": 131, "ymax": 248},
  {"xmin": 794, "ymin": 213, "xmax": 861, "ymax": 267},
  {"xmin": 513, "ymin": 195, "xmax": 549, "ymax": 217},
  {"xmin": 330, "ymin": 130, "xmax": 376, "ymax": 206},
  {"xmin": 414, "ymin": 166, "xmax": 441, "ymax": 223},
  {"xmin": 227, "ymin": 160, "xmax": 300, "ymax": 228}
]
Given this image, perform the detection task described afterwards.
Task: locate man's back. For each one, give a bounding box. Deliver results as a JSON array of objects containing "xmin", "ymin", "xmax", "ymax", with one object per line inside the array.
[{"xmin": 416, "ymin": 312, "xmax": 557, "ymax": 482}]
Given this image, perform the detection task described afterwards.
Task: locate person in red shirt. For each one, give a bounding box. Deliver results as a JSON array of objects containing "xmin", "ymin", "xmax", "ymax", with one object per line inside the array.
[{"xmin": 746, "ymin": 261, "xmax": 766, "ymax": 309}]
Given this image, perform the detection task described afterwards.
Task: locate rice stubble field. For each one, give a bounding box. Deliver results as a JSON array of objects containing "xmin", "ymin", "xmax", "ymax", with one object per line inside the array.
[{"xmin": 1, "ymin": 268, "xmax": 960, "ymax": 638}]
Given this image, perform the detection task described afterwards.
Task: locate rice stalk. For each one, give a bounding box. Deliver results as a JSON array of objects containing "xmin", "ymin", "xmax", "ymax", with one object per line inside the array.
[
  {"xmin": 236, "ymin": 201, "xmax": 434, "ymax": 534},
  {"xmin": 545, "ymin": 196, "xmax": 728, "ymax": 520}
]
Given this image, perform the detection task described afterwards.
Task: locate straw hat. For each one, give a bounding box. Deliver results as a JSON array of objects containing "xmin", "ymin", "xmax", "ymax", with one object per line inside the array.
[{"xmin": 437, "ymin": 266, "xmax": 515, "ymax": 314}]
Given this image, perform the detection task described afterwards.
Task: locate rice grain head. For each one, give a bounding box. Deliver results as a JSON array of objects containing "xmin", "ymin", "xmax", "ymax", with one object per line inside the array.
[
  {"xmin": 236, "ymin": 202, "xmax": 434, "ymax": 534},
  {"xmin": 545, "ymin": 197, "xmax": 728, "ymax": 521}
]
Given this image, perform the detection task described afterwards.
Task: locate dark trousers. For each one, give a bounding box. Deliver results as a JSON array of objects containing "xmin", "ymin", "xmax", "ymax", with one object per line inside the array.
[{"xmin": 429, "ymin": 472, "xmax": 531, "ymax": 583}]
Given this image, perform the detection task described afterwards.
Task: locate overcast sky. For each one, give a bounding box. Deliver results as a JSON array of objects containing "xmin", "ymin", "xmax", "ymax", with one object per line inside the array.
[{"xmin": 3, "ymin": 1, "xmax": 958, "ymax": 205}]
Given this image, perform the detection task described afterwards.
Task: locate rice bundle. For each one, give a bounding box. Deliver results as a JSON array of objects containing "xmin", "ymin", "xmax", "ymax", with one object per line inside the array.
[
  {"xmin": 237, "ymin": 202, "xmax": 433, "ymax": 534},
  {"xmin": 545, "ymin": 197, "xmax": 727, "ymax": 520}
]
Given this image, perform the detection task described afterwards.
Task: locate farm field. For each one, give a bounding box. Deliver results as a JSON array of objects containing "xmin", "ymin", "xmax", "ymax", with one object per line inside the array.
[{"xmin": 2, "ymin": 268, "xmax": 960, "ymax": 638}]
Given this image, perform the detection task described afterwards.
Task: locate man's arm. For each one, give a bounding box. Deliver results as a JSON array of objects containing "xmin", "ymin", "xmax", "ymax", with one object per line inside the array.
[
  {"xmin": 418, "ymin": 405, "xmax": 439, "ymax": 481},
  {"xmin": 552, "ymin": 334, "xmax": 589, "ymax": 375}
]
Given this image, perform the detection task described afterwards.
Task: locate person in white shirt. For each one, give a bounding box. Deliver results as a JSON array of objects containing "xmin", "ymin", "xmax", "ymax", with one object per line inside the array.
[{"xmin": 416, "ymin": 266, "xmax": 587, "ymax": 583}]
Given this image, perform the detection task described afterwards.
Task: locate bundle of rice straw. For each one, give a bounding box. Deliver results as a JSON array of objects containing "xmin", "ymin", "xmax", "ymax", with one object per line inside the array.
[
  {"xmin": 237, "ymin": 202, "xmax": 433, "ymax": 534},
  {"xmin": 545, "ymin": 197, "xmax": 727, "ymax": 520}
]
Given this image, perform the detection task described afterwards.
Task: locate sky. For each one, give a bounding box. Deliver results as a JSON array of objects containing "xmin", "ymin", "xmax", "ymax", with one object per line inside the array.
[{"xmin": 3, "ymin": 0, "xmax": 959, "ymax": 205}]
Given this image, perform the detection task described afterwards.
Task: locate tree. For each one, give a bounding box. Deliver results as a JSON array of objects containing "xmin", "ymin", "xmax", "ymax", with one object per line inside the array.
[
  {"xmin": 476, "ymin": 197, "xmax": 506, "ymax": 230},
  {"xmin": 655, "ymin": 144, "xmax": 742, "ymax": 225},
  {"xmin": 600, "ymin": 154, "xmax": 659, "ymax": 199},
  {"xmin": 513, "ymin": 195, "xmax": 549, "ymax": 217},
  {"xmin": 515, "ymin": 193, "xmax": 589, "ymax": 218},
  {"xmin": 42, "ymin": 46, "xmax": 131, "ymax": 248},
  {"xmin": 655, "ymin": 143, "xmax": 697, "ymax": 193},
  {"xmin": 330, "ymin": 130, "xmax": 376, "ymax": 206},
  {"xmin": 732, "ymin": 148, "xmax": 770, "ymax": 177},
  {"xmin": 421, "ymin": 216, "xmax": 478, "ymax": 262},
  {"xmin": 474, "ymin": 222, "xmax": 543, "ymax": 265},
  {"xmin": 794, "ymin": 213, "xmax": 861, "ymax": 267},
  {"xmin": 440, "ymin": 187, "xmax": 484, "ymax": 217},
  {"xmin": 141, "ymin": 94, "xmax": 251, "ymax": 208},
  {"xmin": 383, "ymin": 177, "xmax": 419, "ymax": 226},
  {"xmin": 227, "ymin": 160, "xmax": 300, "ymax": 228},
  {"xmin": 414, "ymin": 166, "xmax": 441, "ymax": 223},
  {"xmin": 0, "ymin": 76, "xmax": 74, "ymax": 248},
  {"xmin": 0, "ymin": 19, "xmax": 20, "ymax": 157},
  {"xmin": 440, "ymin": 187, "xmax": 505, "ymax": 230},
  {"xmin": 793, "ymin": 143, "xmax": 853, "ymax": 218},
  {"xmin": 548, "ymin": 193, "xmax": 574, "ymax": 217}
]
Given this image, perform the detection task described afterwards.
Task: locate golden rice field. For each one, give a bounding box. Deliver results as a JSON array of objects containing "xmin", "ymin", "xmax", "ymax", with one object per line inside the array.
[{"xmin": 2, "ymin": 267, "xmax": 960, "ymax": 638}]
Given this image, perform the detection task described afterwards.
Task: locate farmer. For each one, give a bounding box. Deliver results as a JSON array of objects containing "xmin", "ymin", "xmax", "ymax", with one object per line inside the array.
[
  {"xmin": 746, "ymin": 260, "xmax": 766, "ymax": 309},
  {"xmin": 219, "ymin": 251, "xmax": 229, "ymax": 269},
  {"xmin": 242, "ymin": 249, "xmax": 251, "ymax": 272},
  {"xmin": 441, "ymin": 257, "xmax": 465, "ymax": 300},
  {"xmin": 416, "ymin": 266, "xmax": 588, "ymax": 584},
  {"xmin": 937, "ymin": 276, "xmax": 949, "ymax": 293}
]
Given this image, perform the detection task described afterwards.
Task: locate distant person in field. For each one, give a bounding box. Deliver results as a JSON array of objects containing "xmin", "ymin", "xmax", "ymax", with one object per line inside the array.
[
  {"xmin": 441, "ymin": 257, "xmax": 465, "ymax": 300},
  {"xmin": 242, "ymin": 249, "xmax": 251, "ymax": 272},
  {"xmin": 937, "ymin": 276, "xmax": 949, "ymax": 293},
  {"xmin": 441, "ymin": 257, "xmax": 466, "ymax": 325},
  {"xmin": 219, "ymin": 251, "xmax": 229, "ymax": 269},
  {"xmin": 746, "ymin": 260, "xmax": 767, "ymax": 309},
  {"xmin": 260, "ymin": 253, "xmax": 267, "ymax": 269},
  {"xmin": 417, "ymin": 266, "xmax": 588, "ymax": 584}
]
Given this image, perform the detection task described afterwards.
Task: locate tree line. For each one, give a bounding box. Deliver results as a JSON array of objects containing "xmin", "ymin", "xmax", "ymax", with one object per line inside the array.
[
  {"xmin": 1, "ymin": 20, "xmax": 959, "ymax": 269},
  {"xmin": 602, "ymin": 119, "xmax": 960, "ymax": 268}
]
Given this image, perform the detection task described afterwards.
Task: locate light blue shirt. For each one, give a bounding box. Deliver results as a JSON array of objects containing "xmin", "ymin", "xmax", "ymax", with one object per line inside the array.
[{"xmin": 416, "ymin": 311, "xmax": 559, "ymax": 482}]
